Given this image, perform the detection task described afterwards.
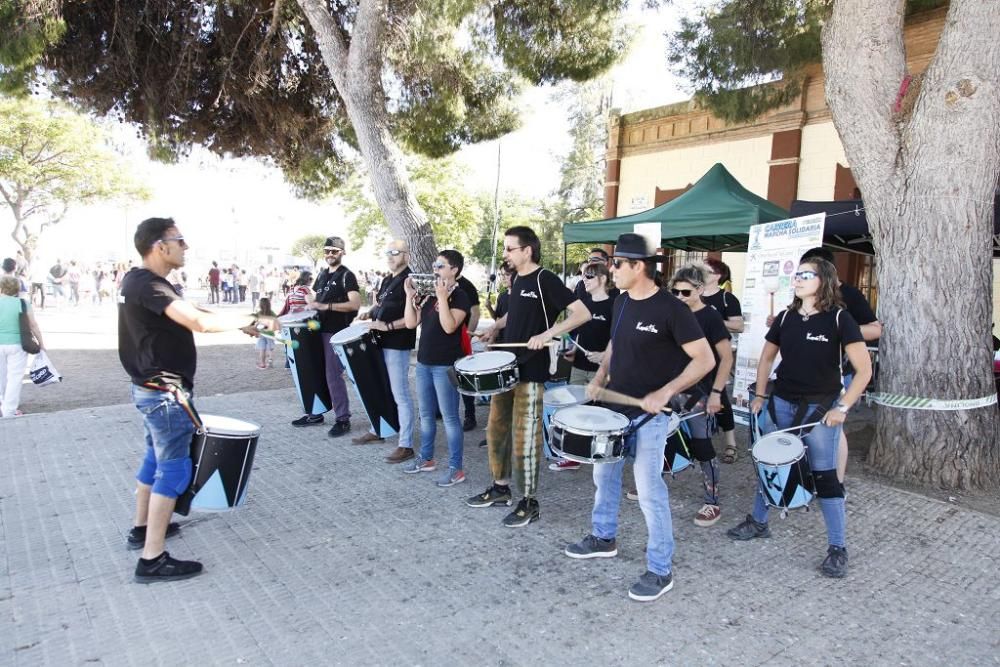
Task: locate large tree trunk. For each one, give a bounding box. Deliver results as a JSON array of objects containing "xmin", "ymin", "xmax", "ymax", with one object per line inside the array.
[
  {"xmin": 823, "ymin": 0, "xmax": 1000, "ymax": 490},
  {"xmin": 296, "ymin": 0, "xmax": 438, "ymax": 272}
]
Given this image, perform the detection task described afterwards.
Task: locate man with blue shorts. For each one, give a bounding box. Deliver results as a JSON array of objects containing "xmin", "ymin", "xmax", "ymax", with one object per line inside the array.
[{"xmin": 119, "ymin": 217, "xmax": 271, "ymax": 583}]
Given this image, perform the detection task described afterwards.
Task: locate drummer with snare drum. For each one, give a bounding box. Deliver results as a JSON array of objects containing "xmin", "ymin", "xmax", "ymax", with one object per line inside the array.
[
  {"xmin": 726, "ymin": 257, "xmax": 871, "ymax": 579},
  {"xmin": 564, "ymin": 233, "xmax": 714, "ymax": 603},
  {"xmin": 118, "ymin": 217, "xmax": 274, "ymax": 583},
  {"xmin": 468, "ymin": 225, "xmax": 591, "ymax": 527}
]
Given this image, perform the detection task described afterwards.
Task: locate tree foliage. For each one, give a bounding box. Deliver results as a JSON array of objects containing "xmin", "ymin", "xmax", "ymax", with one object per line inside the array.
[
  {"xmin": 0, "ymin": 95, "xmax": 148, "ymax": 262},
  {"xmin": 0, "ymin": 0, "xmax": 632, "ymax": 198},
  {"xmin": 668, "ymin": 0, "xmax": 949, "ymax": 123},
  {"xmin": 290, "ymin": 233, "xmax": 327, "ymax": 267}
]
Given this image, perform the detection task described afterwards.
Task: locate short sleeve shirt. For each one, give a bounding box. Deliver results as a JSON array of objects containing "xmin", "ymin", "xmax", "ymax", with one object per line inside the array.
[
  {"xmin": 701, "ymin": 289, "xmax": 742, "ymax": 320},
  {"xmin": 417, "ymin": 288, "xmax": 471, "ymax": 365},
  {"xmin": 506, "ymin": 268, "xmax": 577, "ymax": 383},
  {"xmin": 118, "ymin": 268, "xmax": 196, "ymax": 390},
  {"xmin": 607, "ymin": 290, "xmax": 705, "ymax": 417},
  {"xmin": 372, "ymin": 268, "xmax": 416, "ymax": 350},
  {"xmin": 312, "ymin": 265, "xmax": 359, "ymax": 334},
  {"xmin": 765, "ymin": 308, "xmax": 864, "ymax": 397},
  {"xmin": 693, "ymin": 306, "xmax": 731, "ymax": 393},
  {"xmin": 571, "ymin": 296, "xmax": 613, "ymax": 372},
  {"xmin": 456, "ymin": 276, "xmax": 480, "ymax": 308}
]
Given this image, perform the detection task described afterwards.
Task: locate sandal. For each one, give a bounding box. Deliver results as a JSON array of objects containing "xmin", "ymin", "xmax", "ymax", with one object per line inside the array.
[{"xmin": 722, "ymin": 444, "xmax": 738, "ymax": 464}]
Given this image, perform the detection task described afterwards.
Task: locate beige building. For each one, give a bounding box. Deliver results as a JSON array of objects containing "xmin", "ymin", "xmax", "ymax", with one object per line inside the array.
[{"xmin": 600, "ymin": 5, "xmax": 1000, "ymax": 318}]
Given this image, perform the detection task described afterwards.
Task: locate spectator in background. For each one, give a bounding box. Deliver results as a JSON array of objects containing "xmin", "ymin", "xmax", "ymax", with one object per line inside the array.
[
  {"xmin": 0, "ymin": 276, "xmax": 44, "ymax": 417},
  {"xmin": 248, "ymin": 268, "xmax": 261, "ymax": 310},
  {"xmin": 30, "ymin": 261, "xmax": 47, "ymax": 308},
  {"xmin": 68, "ymin": 260, "xmax": 82, "ymax": 306},
  {"xmin": 2, "ymin": 258, "xmax": 29, "ymax": 297},
  {"xmin": 208, "ymin": 261, "xmax": 221, "ymax": 304},
  {"xmin": 238, "ymin": 270, "xmax": 249, "ymax": 303}
]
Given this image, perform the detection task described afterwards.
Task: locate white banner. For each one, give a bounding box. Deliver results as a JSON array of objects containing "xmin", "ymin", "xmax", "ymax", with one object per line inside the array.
[{"xmin": 732, "ymin": 213, "xmax": 826, "ymax": 423}]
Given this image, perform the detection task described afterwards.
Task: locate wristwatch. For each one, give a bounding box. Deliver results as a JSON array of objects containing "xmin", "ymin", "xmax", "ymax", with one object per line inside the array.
[
  {"xmin": 835, "ymin": 402, "xmax": 850, "ymax": 414},
  {"xmin": 711, "ymin": 388, "xmax": 723, "ymax": 395}
]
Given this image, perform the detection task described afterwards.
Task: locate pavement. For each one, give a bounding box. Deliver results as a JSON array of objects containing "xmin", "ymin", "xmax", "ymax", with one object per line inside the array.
[{"xmin": 2, "ymin": 300, "xmax": 999, "ymax": 665}]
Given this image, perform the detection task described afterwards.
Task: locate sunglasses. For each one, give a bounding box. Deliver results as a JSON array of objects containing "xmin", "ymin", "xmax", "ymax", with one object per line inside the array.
[
  {"xmin": 158, "ymin": 236, "xmax": 187, "ymax": 248},
  {"xmin": 793, "ymin": 270, "xmax": 818, "ymax": 281},
  {"xmin": 503, "ymin": 245, "xmax": 527, "ymax": 253},
  {"xmin": 611, "ymin": 258, "xmax": 635, "ymax": 269},
  {"xmin": 670, "ymin": 288, "xmax": 695, "ymax": 297},
  {"xmin": 384, "ymin": 249, "xmax": 406, "ymax": 257},
  {"xmin": 432, "ymin": 261, "xmax": 450, "ymax": 270},
  {"xmin": 583, "ymin": 272, "xmax": 598, "ymax": 280},
  {"xmin": 324, "ymin": 248, "xmax": 343, "ymax": 255}
]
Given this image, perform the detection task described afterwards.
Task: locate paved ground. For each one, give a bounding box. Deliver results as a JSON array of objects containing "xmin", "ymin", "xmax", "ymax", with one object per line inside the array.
[{"xmin": 3, "ymin": 301, "xmax": 999, "ymax": 665}]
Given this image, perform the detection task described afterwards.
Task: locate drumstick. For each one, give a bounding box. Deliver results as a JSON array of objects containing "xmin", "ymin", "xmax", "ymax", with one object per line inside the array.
[
  {"xmin": 486, "ymin": 341, "xmax": 560, "ymax": 348},
  {"xmin": 591, "ymin": 387, "xmax": 672, "ymax": 413},
  {"xmin": 562, "ymin": 333, "xmax": 591, "ymax": 355},
  {"xmin": 258, "ymin": 330, "xmax": 300, "ymax": 350}
]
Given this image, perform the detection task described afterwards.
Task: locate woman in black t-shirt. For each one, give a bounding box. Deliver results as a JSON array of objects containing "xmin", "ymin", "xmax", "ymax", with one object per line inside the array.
[
  {"xmin": 727, "ymin": 259, "xmax": 871, "ymax": 580},
  {"xmin": 669, "ymin": 265, "xmax": 733, "ymax": 527},
  {"xmin": 566, "ymin": 262, "xmax": 613, "ymax": 385},
  {"xmin": 402, "ymin": 250, "xmax": 471, "ymax": 488}
]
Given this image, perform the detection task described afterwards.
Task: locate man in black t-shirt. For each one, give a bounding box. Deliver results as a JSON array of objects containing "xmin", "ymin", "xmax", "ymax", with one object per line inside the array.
[
  {"xmin": 564, "ymin": 233, "xmax": 714, "ymax": 603},
  {"xmin": 118, "ymin": 217, "xmax": 271, "ymax": 583},
  {"xmin": 302, "ymin": 236, "xmax": 361, "ymax": 437},
  {"xmin": 468, "ymin": 226, "xmax": 591, "ymax": 527},
  {"xmin": 354, "ymin": 239, "xmax": 417, "ymax": 460}
]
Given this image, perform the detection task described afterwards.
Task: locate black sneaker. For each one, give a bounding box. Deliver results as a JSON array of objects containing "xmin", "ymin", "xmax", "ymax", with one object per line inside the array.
[
  {"xmin": 127, "ymin": 522, "xmax": 181, "ymax": 550},
  {"xmin": 502, "ymin": 497, "xmax": 540, "ymax": 528},
  {"xmin": 465, "ymin": 484, "xmax": 512, "ymax": 508},
  {"xmin": 628, "ymin": 570, "xmax": 673, "ymax": 602},
  {"xmin": 478, "ymin": 438, "xmax": 487, "ymax": 448},
  {"xmin": 820, "ymin": 545, "xmax": 849, "ymax": 578},
  {"xmin": 463, "ymin": 415, "xmax": 477, "ymax": 432},
  {"xmin": 565, "ymin": 534, "xmax": 618, "ymax": 559},
  {"xmin": 327, "ymin": 420, "xmax": 351, "ymax": 437},
  {"xmin": 292, "ymin": 414, "xmax": 324, "ymax": 427},
  {"xmin": 726, "ymin": 514, "xmax": 771, "ymax": 541},
  {"xmin": 134, "ymin": 551, "xmax": 203, "ymax": 584}
]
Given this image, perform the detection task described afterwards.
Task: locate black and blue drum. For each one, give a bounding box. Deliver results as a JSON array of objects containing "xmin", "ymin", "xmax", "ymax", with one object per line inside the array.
[
  {"xmin": 175, "ymin": 415, "xmax": 261, "ymax": 515},
  {"xmin": 751, "ymin": 431, "xmax": 815, "ymax": 510}
]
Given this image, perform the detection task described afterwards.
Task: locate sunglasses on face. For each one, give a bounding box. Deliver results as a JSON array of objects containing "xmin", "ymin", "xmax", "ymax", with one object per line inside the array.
[
  {"xmin": 503, "ymin": 245, "xmax": 527, "ymax": 253},
  {"xmin": 384, "ymin": 249, "xmax": 406, "ymax": 257},
  {"xmin": 432, "ymin": 261, "xmax": 450, "ymax": 270},
  {"xmin": 158, "ymin": 236, "xmax": 187, "ymax": 248},
  {"xmin": 583, "ymin": 272, "xmax": 598, "ymax": 280},
  {"xmin": 670, "ymin": 288, "xmax": 695, "ymax": 297},
  {"xmin": 611, "ymin": 258, "xmax": 634, "ymax": 269},
  {"xmin": 794, "ymin": 270, "xmax": 818, "ymax": 281},
  {"xmin": 324, "ymin": 248, "xmax": 343, "ymax": 255}
]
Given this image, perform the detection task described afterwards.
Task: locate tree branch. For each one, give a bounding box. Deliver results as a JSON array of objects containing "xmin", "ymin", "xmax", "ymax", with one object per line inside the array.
[
  {"xmin": 295, "ymin": 0, "xmax": 351, "ymax": 91},
  {"xmin": 348, "ymin": 0, "xmax": 390, "ymax": 92}
]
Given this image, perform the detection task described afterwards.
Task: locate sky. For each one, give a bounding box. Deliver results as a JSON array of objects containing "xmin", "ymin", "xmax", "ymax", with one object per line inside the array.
[{"xmin": 1, "ymin": 5, "xmax": 690, "ymax": 272}]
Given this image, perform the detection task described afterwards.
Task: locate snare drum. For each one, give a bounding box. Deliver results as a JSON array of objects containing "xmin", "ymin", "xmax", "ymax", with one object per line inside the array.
[
  {"xmin": 549, "ymin": 405, "xmax": 631, "ymax": 464},
  {"xmin": 453, "ymin": 351, "xmax": 519, "ymax": 397},
  {"xmin": 175, "ymin": 415, "xmax": 261, "ymax": 515},
  {"xmin": 542, "ymin": 385, "xmax": 588, "ymax": 456},
  {"xmin": 330, "ymin": 324, "xmax": 399, "ymax": 437},
  {"xmin": 751, "ymin": 431, "xmax": 815, "ymax": 510}
]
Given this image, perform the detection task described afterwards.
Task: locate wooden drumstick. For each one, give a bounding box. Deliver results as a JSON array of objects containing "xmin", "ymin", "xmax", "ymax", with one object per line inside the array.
[
  {"xmin": 486, "ymin": 341, "xmax": 560, "ymax": 348},
  {"xmin": 591, "ymin": 387, "xmax": 673, "ymax": 413}
]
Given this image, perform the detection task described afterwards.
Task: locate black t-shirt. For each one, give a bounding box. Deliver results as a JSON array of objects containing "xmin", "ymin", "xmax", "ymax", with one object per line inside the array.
[
  {"xmin": 838, "ymin": 282, "xmax": 877, "ymax": 374},
  {"xmin": 312, "ymin": 265, "xmax": 359, "ymax": 333},
  {"xmin": 417, "ymin": 288, "xmax": 471, "ymax": 365},
  {"xmin": 765, "ymin": 308, "xmax": 864, "ymax": 397},
  {"xmin": 701, "ymin": 289, "xmax": 742, "ymax": 320},
  {"xmin": 506, "ymin": 268, "xmax": 577, "ymax": 383},
  {"xmin": 571, "ymin": 296, "xmax": 613, "ymax": 372},
  {"xmin": 692, "ymin": 306, "xmax": 731, "ymax": 394},
  {"xmin": 371, "ymin": 268, "xmax": 415, "ymax": 350},
  {"xmin": 574, "ymin": 280, "xmax": 621, "ymax": 302},
  {"xmin": 607, "ymin": 289, "xmax": 705, "ymax": 417},
  {"xmin": 494, "ymin": 291, "xmax": 509, "ymax": 344},
  {"xmin": 118, "ymin": 268, "xmax": 196, "ymax": 390},
  {"xmin": 456, "ymin": 276, "xmax": 480, "ymax": 309}
]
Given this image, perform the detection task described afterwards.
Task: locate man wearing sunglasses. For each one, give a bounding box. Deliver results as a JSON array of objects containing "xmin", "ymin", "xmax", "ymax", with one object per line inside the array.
[
  {"xmin": 299, "ymin": 236, "xmax": 361, "ymax": 436},
  {"xmin": 354, "ymin": 240, "xmax": 416, "ymax": 461},
  {"xmin": 119, "ymin": 217, "xmax": 275, "ymax": 582},
  {"xmin": 565, "ymin": 233, "xmax": 714, "ymax": 602}
]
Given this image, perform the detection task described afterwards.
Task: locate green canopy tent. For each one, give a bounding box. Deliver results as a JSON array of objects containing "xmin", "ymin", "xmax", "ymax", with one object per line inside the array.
[{"xmin": 561, "ymin": 164, "xmax": 789, "ymax": 267}]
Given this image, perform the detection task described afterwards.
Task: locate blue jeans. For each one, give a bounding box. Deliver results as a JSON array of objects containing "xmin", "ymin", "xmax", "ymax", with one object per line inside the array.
[
  {"xmin": 415, "ymin": 363, "xmax": 463, "ymax": 470},
  {"xmin": 751, "ymin": 395, "xmax": 846, "ymax": 547},
  {"xmin": 591, "ymin": 412, "xmax": 675, "ymax": 576},
  {"xmin": 130, "ymin": 384, "xmax": 196, "ymax": 498},
  {"xmin": 382, "ymin": 348, "xmax": 414, "ymax": 447}
]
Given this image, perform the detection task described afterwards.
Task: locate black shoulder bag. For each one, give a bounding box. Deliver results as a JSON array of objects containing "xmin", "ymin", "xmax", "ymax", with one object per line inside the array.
[{"xmin": 19, "ymin": 299, "xmax": 41, "ymax": 354}]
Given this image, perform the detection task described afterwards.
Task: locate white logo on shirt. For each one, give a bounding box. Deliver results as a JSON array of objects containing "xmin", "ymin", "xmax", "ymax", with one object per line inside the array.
[
  {"xmin": 635, "ymin": 322, "xmax": 659, "ymax": 333},
  {"xmin": 592, "ymin": 314, "xmax": 607, "ymax": 321},
  {"xmin": 806, "ymin": 333, "xmax": 829, "ymax": 342},
  {"xmin": 519, "ymin": 289, "xmax": 539, "ymax": 299}
]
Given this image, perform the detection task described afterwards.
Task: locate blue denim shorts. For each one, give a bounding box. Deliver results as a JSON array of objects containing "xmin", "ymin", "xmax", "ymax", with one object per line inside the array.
[{"xmin": 130, "ymin": 384, "xmax": 197, "ymax": 462}]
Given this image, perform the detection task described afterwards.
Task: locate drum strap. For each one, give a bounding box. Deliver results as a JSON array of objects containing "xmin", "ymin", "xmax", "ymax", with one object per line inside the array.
[
  {"xmin": 766, "ymin": 394, "xmax": 836, "ymax": 437},
  {"xmin": 142, "ymin": 381, "xmax": 205, "ymax": 433}
]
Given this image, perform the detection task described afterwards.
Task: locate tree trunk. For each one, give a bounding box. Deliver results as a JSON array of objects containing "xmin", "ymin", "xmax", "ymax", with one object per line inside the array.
[
  {"xmin": 296, "ymin": 0, "xmax": 438, "ymax": 272},
  {"xmin": 823, "ymin": 0, "xmax": 1000, "ymax": 490}
]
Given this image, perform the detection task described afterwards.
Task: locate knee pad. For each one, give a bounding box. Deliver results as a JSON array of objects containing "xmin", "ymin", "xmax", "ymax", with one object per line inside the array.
[
  {"xmin": 152, "ymin": 457, "xmax": 193, "ymax": 498},
  {"xmin": 135, "ymin": 447, "xmax": 157, "ymax": 486},
  {"xmin": 812, "ymin": 469, "xmax": 844, "ymax": 499},
  {"xmin": 688, "ymin": 437, "xmax": 717, "ymax": 463}
]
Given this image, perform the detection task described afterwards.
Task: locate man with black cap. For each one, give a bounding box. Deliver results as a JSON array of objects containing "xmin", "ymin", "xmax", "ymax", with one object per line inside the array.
[
  {"xmin": 564, "ymin": 232, "xmax": 714, "ymax": 602},
  {"xmin": 297, "ymin": 235, "xmax": 361, "ymax": 436}
]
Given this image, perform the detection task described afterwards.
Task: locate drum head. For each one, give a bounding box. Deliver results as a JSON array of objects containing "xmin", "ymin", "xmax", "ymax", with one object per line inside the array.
[
  {"xmin": 752, "ymin": 432, "xmax": 806, "ymax": 466},
  {"xmin": 543, "ymin": 384, "xmax": 588, "ymax": 408},
  {"xmin": 454, "ymin": 351, "xmax": 516, "ymax": 372},
  {"xmin": 552, "ymin": 405, "xmax": 629, "ymax": 432},
  {"xmin": 330, "ymin": 323, "xmax": 370, "ymax": 345},
  {"xmin": 278, "ymin": 309, "xmax": 318, "ymax": 325},
  {"xmin": 201, "ymin": 414, "xmax": 262, "ymax": 436}
]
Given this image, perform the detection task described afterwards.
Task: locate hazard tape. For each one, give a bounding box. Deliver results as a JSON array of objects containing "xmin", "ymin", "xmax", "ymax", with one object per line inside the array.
[{"xmin": 868, "ymin": 392, "xmax": 998, "ymax": 411}]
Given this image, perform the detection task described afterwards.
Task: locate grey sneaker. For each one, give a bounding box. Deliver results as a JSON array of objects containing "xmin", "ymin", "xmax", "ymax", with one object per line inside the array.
[
  {"xmin": 565, "ymin": 534, "xmax": 618, "ymax": 559},
  {"xmin": 402, "ymin": 457, "xmax": 436, "ymax": 474},
  {"xmin": 820, "ymin": 545, "xmax": 849, "ymax": 578},
  {"xmin": 726, "ymin": 514, "xmax": 771, "ymax": 541},
  {"xmin": 436, "ymin": 467, "xmax": 466, "ymax": 487},
  {"xmin": 628, "ymin": 570, "xmax": 673, "ymax": 602}
]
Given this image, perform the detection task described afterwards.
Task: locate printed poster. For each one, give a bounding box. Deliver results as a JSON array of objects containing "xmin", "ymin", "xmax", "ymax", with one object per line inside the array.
[{"xmin": 732, "ymin": 213, "xmax": 826, "ymax": 424}]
